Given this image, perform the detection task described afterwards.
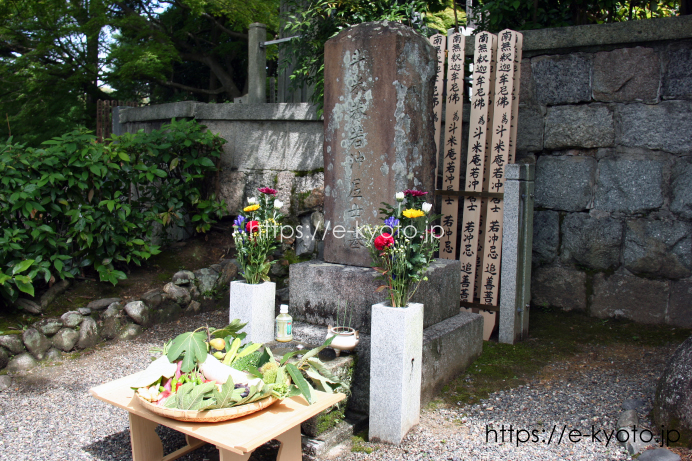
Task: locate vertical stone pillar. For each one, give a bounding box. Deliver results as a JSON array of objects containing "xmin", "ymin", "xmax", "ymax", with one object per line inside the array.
[
  {"xmin": 369, "ymin": 302, "xmax": 423, "ymax": 444},
  {"xmin": 499, "ymin": 163, "xmax": 535, "ymax": 344},
  {"xmin": 248, "ymin": 23, "xmax": 267, "ymax": 104},
  {"xmin": 322, "ymin": 21, "xmax": 437, "ymax": 267}
]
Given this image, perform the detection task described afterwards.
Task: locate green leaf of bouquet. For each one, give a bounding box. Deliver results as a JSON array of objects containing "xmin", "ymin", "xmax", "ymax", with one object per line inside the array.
[
  {"xmin": 286, "ymin": 363, "xmax": 313, "ymax": 404},
  {"xmin": 166, "ymin": 331, "xmax": 208, "ymax": 372}
]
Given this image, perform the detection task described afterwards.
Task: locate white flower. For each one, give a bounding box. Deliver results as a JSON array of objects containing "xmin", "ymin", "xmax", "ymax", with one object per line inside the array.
[
  {"xmin": 422, "ymin": 202, "xmax": 432, "ymax": 213},
  {"xmin": 274, "ymin": 199, "xmax": 283, "ymax": 210},
  {"xmin": 247, "ymin": 196, "xmax": 257, "ymax": 205},
  {"xmin": 395, "ymin": 192, "xmax": 405, "ymax": 202}
]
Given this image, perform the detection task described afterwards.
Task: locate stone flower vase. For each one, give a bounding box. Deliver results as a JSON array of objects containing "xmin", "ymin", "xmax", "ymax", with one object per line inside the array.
[
  {"xmin": 229, "ymin": 280, "xmax": 275, "ymax": 344},
  {"xmin": 326, "ymin": 325, "xmax": 359, "ymax": 357},
  {"xmin": 369, "ymin": 301, "xmax": 423, "ymax": 445}
]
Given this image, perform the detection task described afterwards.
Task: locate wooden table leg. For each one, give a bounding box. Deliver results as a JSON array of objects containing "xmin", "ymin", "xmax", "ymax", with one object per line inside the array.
[
  {"xmin": 218, "ymin": 447, "xmax": 251, "ymax": 461},
  {"xmin": 129, "ymin": 413, "xmax": 164, "ymax": 461},
  {"xmin": 275, "ymin": 425, "xmax": 302, "ymax": 461}
]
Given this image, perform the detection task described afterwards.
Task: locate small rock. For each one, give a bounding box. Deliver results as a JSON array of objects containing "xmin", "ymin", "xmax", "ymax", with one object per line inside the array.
[
  {"xmin": 209, "ymin": 264, "xmax": 223, "ymax": 273},
  {"xmin": 0, "ymin": 346, "xmax": 8, "ymax": 369},
  {"xmin": 78, "ymin": 307, "xmax": 92, "ymax": 316},
  {"xmin": 638, "ymin": 448, "xmax": 681, "ymax": 461},
  {"xmin": 39, "ymin": 279, "xmax": 70, "ymax": 309},
  {"xmin": 623, "ymin": 398, "xmax": 647, "ymax": 411},
  {"xmin": 86, "ymin": 297, "xmax": 121, "ymax": 311},
  {"xmin": 33, "ymin": 318, "xmax": 63, "ymax": 336},
  {"xmin": 141, "ymin": 289, "xmax": 163, "ymax": 309},
  {"xmin": 6, "ymin": 352, "xmax": 38, "ymax": 373},
  {"xmin": 214, "ymin": 263, "xmax": 239, "ymax": 292},
  {"xmin": 101, "ymin": 316, "xmax": 123, "ymax": 340},
  {"xmin": 51, "ymin": 328, "xmax": 79, "ymax": 352},
  {"xmin": 76, "ymin": 318, "xmax": 100, "ymax": 349},
  {"xmin": 311, "ymin": 211, "xmax": 325, "ymax": 233},
  {"xmin": 618, "ymin": 409, "xmax": 638, "ymax": 429},
  {"xmin": 194, "ymin": 268, "xmax": 220, "ymax": 295},
  {"xmin": 189, "ymin": 285, "xmax": 201, "ymax": 300},
  {"xmin": 618, "ymin": 427, "xmax": 654, "ymax": 455},
  {"xmin": 119, "ymin": 324, "xmax": 143, "ymax": 340},
  {"xmin": 0, "ymin": 375, "xmax": 12, "ymax": 391},
  {"xmin": 101, "ymin": 303, "xmax": 123, "ymax": 319},
  {"xmin": 15, "ymin": 298, "xmax": 42, "ymax": 315},
  {"xmin": 124, "ymin": 301, "xmax": 151, "ymax": 326},
  {"xmin": 22, "ymin": 328, "xmax": 52, "ymax": 360},
  {"xmin": 43, "ymin": 347, "xmax": 63, "ymax": 362},
  {"xmin": 0, "ymin": 335, "xmax": 25, "ymax": 355},
  {"xmin": 172, "ymin": 270, "xmax": 195, "ymax": 286},
  {"xmin": 185, "ymin": 300, "xmax": 202, "ymax": 316},
  {"xmin": 61, "ymin": 311, "xmax": 84, "ymax": 328},
  {"xmin": 163, "ymin": 283, "xmax": 191, "ymax": 307}
]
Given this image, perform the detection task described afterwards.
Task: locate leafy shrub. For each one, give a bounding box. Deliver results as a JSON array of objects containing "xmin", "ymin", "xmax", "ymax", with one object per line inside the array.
[{"xmin": 0, "ymin": 119, "xmax": 226, "ymax": 307}]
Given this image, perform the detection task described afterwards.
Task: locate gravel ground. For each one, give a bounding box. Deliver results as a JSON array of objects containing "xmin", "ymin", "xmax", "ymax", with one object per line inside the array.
[{"xmin": 0, "ymin": 311, "xmax": 681, "ymax": 461}]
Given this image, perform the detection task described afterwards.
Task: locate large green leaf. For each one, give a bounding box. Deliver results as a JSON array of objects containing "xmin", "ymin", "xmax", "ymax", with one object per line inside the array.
[
  {"xmin": 286, "ymin": 363, "xmax": 314, "ymax": 404},
  {"xmin": 166, "ymin": 331, "xmax": 208, "ymax": 372},
  {"xmin": 12, "ymin": 259, "xmax": 34, "ymax": 275},
  {"xmin": 208, "ymin": 377, "xmax": 241, "ymax": 410}
]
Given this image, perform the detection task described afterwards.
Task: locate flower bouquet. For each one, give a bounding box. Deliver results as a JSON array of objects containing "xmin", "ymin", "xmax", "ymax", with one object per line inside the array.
[
  {"xmin": 131, "ymin": 319, "xmax": 347, "ymax": 422},
  {"xmin": 361, "ymin": 190, "xmax": 439, "ymax": 308},
  {"xmin": 232, "ymin": 187, "xmax": 284, "ymax": 284}
]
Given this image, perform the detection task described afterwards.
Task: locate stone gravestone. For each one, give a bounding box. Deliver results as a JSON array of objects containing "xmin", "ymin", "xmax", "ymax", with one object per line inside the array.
[
  {"xmin": 289, "ymin": 21, "xmax": 484, "ymax": 439},
  {"xmin": 322, "ymin": 21, "xmax": 437, "ymax": 267}
]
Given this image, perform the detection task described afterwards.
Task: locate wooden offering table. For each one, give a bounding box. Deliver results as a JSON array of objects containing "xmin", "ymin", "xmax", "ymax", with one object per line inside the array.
[{"xmin": 90, "ymin": 373, "xmax": 345, "ymax": 461}]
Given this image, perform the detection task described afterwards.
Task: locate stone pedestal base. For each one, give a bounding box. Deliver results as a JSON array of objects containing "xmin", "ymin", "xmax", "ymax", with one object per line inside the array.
[
  {"xmin": 369, "ymin": 302, "xmax": 423, "ymax": 445},
  {"xmin": 229, "ymin": 281, "xmax": 275, "ymax": 343},
  {"xmin": 289, "ymin": 259, "xmax": 460, "ymax": 334}
]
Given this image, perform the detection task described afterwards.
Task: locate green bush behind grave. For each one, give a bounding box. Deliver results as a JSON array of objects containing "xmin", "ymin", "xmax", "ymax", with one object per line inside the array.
[{"xmin": 0, "ymin": 119, "xmax": 227, "ymax": 307}]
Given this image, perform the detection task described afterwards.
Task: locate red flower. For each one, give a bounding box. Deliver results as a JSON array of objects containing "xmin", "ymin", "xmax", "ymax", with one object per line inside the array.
[
  {"xmin": 374, "ymin": 233, "xmax": 394, "ymax": 250},
  {"xmin": 404, "ymin": 189, "xmax": 428, "ymax": 197},
  {"xmin": 258, "ymin": 187, "xmax": 277, "ymax": 195},
  {"xmin": 246, "ymin": 220, "xmax": 260, "ymax": 233}
]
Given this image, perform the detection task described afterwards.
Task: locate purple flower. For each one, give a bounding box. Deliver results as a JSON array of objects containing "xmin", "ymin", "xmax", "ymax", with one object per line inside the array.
[
  {"xmin": 384, "ymin": 216, "xmax": 400, "ymax": 232},
  {"xmin": 233, "ymin": 215, "xmax": 246, "ymax": 232}
]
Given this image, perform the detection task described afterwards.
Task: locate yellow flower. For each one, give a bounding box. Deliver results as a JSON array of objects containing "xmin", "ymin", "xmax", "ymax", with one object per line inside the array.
[
  {"xmin": 243, "ymin": 204, "xmax": 260, "ymax": 212},
  {"xmin": 402, "ymin": 208, "xmax": 425, "ymax": 219}
]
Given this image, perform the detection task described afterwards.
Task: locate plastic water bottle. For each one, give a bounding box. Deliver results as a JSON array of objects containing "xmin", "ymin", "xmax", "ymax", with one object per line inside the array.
[{"xmin": 275, "ymin": 304, "xmax": 293, "ymax": 342}]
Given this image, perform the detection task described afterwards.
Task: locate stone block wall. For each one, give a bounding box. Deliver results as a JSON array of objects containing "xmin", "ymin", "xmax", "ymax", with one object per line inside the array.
[{"xmin": 513, "ymin": 16, "xmax": 692, "ymax": 328}]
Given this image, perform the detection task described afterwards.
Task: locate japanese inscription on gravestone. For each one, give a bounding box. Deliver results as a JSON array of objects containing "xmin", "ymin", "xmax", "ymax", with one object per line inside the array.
[{"xmin": 323, "ymin": 21, "xmax": 437, "ymax": 267}]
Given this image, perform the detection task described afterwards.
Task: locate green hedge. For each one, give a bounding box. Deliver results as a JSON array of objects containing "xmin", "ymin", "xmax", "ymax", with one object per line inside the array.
[{"xmin": 0, "ymin": 119, "xmax": 227, "ymax": 306}]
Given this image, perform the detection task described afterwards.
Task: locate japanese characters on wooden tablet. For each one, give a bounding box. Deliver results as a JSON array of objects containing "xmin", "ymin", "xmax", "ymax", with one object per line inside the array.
[{"xmin": 438, "ymin": 29, "xmax": 465, "ymax": 261}]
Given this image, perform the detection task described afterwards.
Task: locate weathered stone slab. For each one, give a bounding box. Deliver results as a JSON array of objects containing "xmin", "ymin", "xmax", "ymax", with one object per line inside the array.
[
  {"xmin": 591, "ymin": 271, "xmax": 669, "ymax": 324},
  {"xmin": 593, "ymin": 47, "xmax": 660, "ymax": 103},
  {"xmin": 594, "ymin": 155, "xmax": 667, "ymax": 214},
  {"xmin": 420, "ymin": 311, "xmax": 483, "ymax": 405},
  {"xmin": 662, "ymin": 46, "xmax": 692, "ymax": 100},
  {"xmin": 624, "ymin": 219, "xmax": 691, "ymax": 279},
  {"xmin": 616, "ymin": 101, "xmax": 692, "ymax": 154},
  {"xmin": 669, "ymin": 279, "xmax": 692, "ymax": 329},
  {"xmin": 323, "ymin": 21, "xmax": 436, "ymax": 267},
  {"xmin": 86, "ymin": 298, "xmax": 121, "ymax": 311},
  {"xmin": 519, "ymin": 59, "xmax": 534, "ymax": 106},
  {"xmin": 671, "ymin": 161, "xmax": 692, "ymax": 220},
  {"xmin": 561, "ymin": 213, "xmax": 622, "ymax": 271},
  {"xmin": 531, "ymin": 265, "xmax": 587, "ymax": 311},
  {"xmin": 534, "ymin": 155, "xmax": 596, "ymax": 211},
  {"xmin": 544, "ymin": 105, "xmax": 614, "ymax": 149},
  {"xmin": 516, "ymin": 106, "xmax": 543, "ymax": 152},
  {"xmin": 289, "ymin": 259, "xmax": 460, "ymax": 335},
  {"xmin": 532, "ymin": 210, "xmax": 560, "ymax": 266},
  {"xmin": 531, "ymin": 54, "xmax": 592, "ymax": 105}
]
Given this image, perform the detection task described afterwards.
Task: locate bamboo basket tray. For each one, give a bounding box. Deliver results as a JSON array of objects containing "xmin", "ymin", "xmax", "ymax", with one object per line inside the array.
[{"xmin": 136, "ymin": 394, "xmax": 278, "ymax": 422}]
